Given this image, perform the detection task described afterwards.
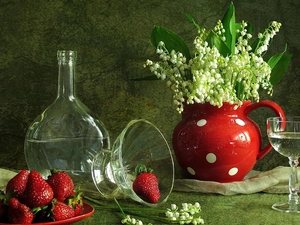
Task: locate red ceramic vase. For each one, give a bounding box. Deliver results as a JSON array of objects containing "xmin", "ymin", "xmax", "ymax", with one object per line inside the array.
[{"xmin": 172, "ymin": 100, "xmax": 285, "ymax": 182}]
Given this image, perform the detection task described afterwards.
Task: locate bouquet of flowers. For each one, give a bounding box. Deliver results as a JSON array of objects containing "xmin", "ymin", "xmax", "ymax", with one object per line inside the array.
[{"xmin": 144, "ymin": 2, "xmax": 291, "ymax": 113}]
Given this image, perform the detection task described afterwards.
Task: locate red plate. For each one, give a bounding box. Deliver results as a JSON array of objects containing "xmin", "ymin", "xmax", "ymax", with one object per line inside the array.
[{"xmin": 0, "ymin": 202, "xmax": 94, "ymax": 225}]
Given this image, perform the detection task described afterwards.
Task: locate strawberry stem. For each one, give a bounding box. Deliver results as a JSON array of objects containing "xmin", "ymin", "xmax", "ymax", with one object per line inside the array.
[
  {"xmin": 50, "ymin": 168, "xmax": 58, "ymax": 175},
  {"xmin": 135, "ymin": 164, "xmax": 153, "ymax": 176}
]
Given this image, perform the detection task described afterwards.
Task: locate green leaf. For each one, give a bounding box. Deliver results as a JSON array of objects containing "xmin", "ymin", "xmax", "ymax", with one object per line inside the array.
[
  {"xmin": 221, "ymin": 2, "xmax": 236, "ymax": 54},
  {"xmin": 235, "ymin": 22, "xmax": 254, "ymax": 38},
  {"xmin": 131, "ymin": 75, "xmax": 159, "ymax": 81},
  {"xmin": 269, "ymin": 53, "xmax": 292, "ymax": 85},
  {"xmin": 235, "ymin": 80, "xmax": 245, "ymax": 100},
  {"xmin": 245, "ymin": 23, "xmax": 254, "ymax": 35},
  {"xmin": 206, "ymin": 31, "xmax": 230, "ymax": 57},
  {"xmin": 186, "ymin": 13, "xmax": 201, "ymax": 31},
  {"xmin": 150, "ymin": 25, "xmax": 191, "ymax": 61},
  {"xmin": 250, "ymin": 37, "xmax": 260, "ymax": 54},
  {"xmin": 267, "ymin": 44, "xmax": 292, "ymax": 85},
  {"xmin": 267, "ymin": 44, "xmax": 288, "ymax": 69}
]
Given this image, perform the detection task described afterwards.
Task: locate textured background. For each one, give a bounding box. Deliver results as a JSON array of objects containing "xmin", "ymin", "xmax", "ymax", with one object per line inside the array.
[{"xmin": 0, "ymin": 0, "xmax": 299, "ymax": 173}]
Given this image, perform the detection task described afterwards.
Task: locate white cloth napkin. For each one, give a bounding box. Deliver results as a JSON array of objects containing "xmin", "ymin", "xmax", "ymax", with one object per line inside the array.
[
  {"xmin": 0, "ymin": 168, "xmax": 17, "ymax": 191},
  {"xmin": 0, "ymin": 167, "xmax": 296, "ymax": 196},
  {"xmin": 174, "ymin": 166, "xmax": 296, "ymax": 195}
]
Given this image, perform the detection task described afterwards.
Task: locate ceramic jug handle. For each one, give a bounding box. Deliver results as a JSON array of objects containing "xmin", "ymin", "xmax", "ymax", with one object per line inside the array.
[{"xmin": 244, "ymin": 100, "xmax": 286, "ymax": 160}]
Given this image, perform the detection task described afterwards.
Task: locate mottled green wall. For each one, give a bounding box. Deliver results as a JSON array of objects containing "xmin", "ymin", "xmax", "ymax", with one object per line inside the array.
[{"xmin": 0, "ymin": 0, "xmax": 299, "ymax": 172}]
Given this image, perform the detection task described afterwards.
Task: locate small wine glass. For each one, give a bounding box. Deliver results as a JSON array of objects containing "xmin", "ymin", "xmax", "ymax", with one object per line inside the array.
[
  {"xmin": 267, "ymin": 116, "xmax": 300, "ymax": 213},
  {"xmin": 91, "ymin": 119, "xmax": 175, "ymax": 206}
]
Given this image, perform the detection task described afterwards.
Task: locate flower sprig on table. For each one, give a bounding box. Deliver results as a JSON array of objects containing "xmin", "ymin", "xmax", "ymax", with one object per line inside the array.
[
  {"xmin": 84, "ymin": 196, "xmax": 204, "ymax": 225},
  {"xmin": 143, "ymin": 2, "xmax": 292, "ymax": 113}
]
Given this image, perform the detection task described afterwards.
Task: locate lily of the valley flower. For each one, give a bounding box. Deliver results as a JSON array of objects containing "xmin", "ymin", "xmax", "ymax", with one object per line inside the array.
[
  {"xmin": 165, "ymin": 202, "xmax": 204, "ymax": 224},
  {"xmin": 84, "ymin": 196, "xmax": 204, "ymax": 225},
  {"xmin": 143, "ymin": 3, "xmax": 291, "ymax": 113},
  {"xmin": 120, "ymin": 202, "xmax": 204, "ymax": 225}
]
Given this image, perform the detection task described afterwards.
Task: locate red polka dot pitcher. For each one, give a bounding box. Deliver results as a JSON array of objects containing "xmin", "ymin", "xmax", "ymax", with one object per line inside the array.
[{"xmin": 172, "ymin": 100, "xmax": 285, "ymax": 183}]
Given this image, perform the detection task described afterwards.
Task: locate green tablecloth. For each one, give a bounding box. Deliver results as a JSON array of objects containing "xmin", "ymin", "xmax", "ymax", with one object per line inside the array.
[
  {"xmin": 79, "ymin": 192, "xmax": 298, "ymax": 225},
  {"xmin": 1, "ymin": 168, "xmax": 298, "ymax": 224}
]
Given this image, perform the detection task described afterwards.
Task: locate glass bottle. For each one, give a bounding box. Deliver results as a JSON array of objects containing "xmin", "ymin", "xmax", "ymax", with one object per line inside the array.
[{"xmin": 24, "ymin": 50, "xmax": 110, "ymax": 193}]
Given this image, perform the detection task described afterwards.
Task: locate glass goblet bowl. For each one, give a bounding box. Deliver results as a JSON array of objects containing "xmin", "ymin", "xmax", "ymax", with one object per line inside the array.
[
  {"xmin": 91, "ymin": 119, "xmax": 175, "ymax": 206},
  {"xmin": 267, "ymin": 116, "xmax": 300, "ymax": 213}
]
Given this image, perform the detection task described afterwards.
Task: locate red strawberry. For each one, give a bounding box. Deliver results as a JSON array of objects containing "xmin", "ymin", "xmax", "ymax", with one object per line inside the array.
[
  {"xmin": 132, "ymin": 164, "xmax": 161, "ymax": 203},
  {"xmin": 47, "ymin": 170, "xmax": 74, "ymax": 202},
  {"xmin": 50, "ymin": 200, "xmax": 74, "ymax": 221},
  {"xmin": 6, "ymin": 169, "xmax": 29, "ymax": 198},
  {"xmin": 72, "ymin": 202, "xmax": 83, "ymax": 217},
  {"xmin": 8, "ymin": 197, "xmax": 34, "ymax": 224},
  {"xmin": 66, "ymin": 189, "xmax": 84, "ymax": 216},
  {"xmin": 22, "ymin": 170, "xmax": 54, "ymax": 208}
]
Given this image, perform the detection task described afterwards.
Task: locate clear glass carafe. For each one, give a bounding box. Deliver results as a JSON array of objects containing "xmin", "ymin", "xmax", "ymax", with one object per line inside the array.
[{"xmin": 24, "ymin": 50, "xmax": 110, "ymax": 195}]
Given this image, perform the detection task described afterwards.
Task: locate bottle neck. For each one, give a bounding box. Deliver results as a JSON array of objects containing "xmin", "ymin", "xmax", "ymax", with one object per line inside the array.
[{"xmin": 57, "ymin": 50, "xmax": 77, "ymax": 100}]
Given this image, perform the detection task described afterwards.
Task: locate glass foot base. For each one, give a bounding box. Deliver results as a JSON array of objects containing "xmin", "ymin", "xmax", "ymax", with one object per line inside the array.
[{"xmin": 272, "ymin": 202, "xmax": 300, "ymax": 213}]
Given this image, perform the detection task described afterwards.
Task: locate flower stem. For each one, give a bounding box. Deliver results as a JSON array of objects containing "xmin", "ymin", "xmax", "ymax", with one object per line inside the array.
[
  {"xmin": 114, "ymin": 198, "xmax": 126, "ymax": 217},
  {"xmin": 84, "ymin": 196, "xmax": 204, "ymax": 224},
  {"xmin": 84, "ymin": 196, "xmax": 166, "ymax": 212}
]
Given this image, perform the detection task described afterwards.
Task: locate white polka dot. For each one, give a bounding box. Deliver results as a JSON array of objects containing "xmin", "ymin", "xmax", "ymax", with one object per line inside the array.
[
  {"xmin": 206, "ymin": 153, "xmax": 217, "ymax": 163},
  {"xmin": 228, "ymin": 167, "xmax": 238, "ymax": 176},
  {"xmin": 187, "ymin": 167, "xmax": 196, "ymax": 175},
  {"xmin": 197, "ymin": 119, "xmax": 207, "ymax": 127},
  {"xmin": 235, "ymin": 119, "xmax": 245, "ymax": 126}
]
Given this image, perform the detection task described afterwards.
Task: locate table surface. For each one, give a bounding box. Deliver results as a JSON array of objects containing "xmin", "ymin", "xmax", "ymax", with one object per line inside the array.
[
  {"xmin": 79, "ymin": 191, "xmax": 298, "ymax": 225},
  {"xmin": 1, "ymin": 168, "xmax": 297, "ymax": 224}
]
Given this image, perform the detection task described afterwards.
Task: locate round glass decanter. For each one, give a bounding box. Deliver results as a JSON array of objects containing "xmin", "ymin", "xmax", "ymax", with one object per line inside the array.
[{"xmin": 24, "ymin": 50, "xmax": 110, "ymax": 195}]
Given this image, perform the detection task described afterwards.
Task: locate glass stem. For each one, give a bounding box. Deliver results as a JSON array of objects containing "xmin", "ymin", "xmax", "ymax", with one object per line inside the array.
[{"xmin": 288, "ymin": 157, "xmax": 299, "ymax": 212}]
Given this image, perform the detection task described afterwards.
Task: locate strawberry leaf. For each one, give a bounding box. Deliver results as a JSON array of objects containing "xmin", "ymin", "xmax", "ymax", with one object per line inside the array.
[{"xmin": 134, "ymin": 164, "xmax": 153, "ymax": 175}]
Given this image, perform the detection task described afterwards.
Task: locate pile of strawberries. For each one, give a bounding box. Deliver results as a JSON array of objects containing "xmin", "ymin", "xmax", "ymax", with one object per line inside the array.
[{"xmin": 0, "ymin": 169, "xmax": 84, "ymax": 224}]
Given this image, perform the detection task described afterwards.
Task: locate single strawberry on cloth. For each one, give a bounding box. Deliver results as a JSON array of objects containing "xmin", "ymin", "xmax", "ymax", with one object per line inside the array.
[{"xmin": 174, "ymin": 166, "xmax": 300, "ymax": 195}]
